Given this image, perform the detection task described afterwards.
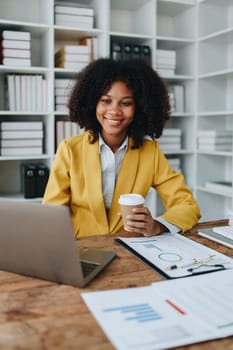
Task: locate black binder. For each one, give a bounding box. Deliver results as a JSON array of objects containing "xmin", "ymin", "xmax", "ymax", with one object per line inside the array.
[
  {"xmin": 21, "ymin": 164, "xmax": 37, "ymax": 199},
  {"xmin": 142, "ymin": 45, "xmax": 151, "ymax": 64},
  {"xmin": 35, "ymin": 163, "xmax": 49, "ymax": 197},
  {"xmin": 122, "ymin": 43, "xmax": 132, "ymax": 60},
  {"xmin": 111, "ymin": 42, "xmax": 122, "ymax": 60},
  {"xmin": 132, "ymin": 44, "xmax": 142, "ymax": 59}
]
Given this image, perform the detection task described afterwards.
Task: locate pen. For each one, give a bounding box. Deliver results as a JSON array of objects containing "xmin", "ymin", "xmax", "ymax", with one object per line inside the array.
[
  {"xmin": 166, "ymin": 262, "xmax": 195, "ymax": 271},
  {"xmin": 187, "ymin": 264, "xmax": 225, "ymax": 273}
]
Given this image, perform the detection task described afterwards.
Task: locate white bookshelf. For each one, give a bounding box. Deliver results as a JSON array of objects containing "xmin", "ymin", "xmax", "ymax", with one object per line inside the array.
[
  {"xmin": 0, "ymin": 0, "xmax": 232, "ymax": 222},
  {"xmin": 196, "ymin": 0, "xmax": 233, "ymax": 221}
]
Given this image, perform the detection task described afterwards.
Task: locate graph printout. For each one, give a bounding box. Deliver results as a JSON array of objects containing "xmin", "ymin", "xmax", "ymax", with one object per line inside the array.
[
  {"xmin": 82, "ymin": 270, "xmax": 233, "ymax": 350},
  {"xmin": 116, "ymin": 233, "xmax": 233, "ymax": 278}
]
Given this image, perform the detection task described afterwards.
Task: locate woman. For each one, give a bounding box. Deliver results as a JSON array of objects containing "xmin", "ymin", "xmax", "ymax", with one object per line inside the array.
[{"xmin": 43, "ymin": 58, "xmax": 201, "ymax": 237}]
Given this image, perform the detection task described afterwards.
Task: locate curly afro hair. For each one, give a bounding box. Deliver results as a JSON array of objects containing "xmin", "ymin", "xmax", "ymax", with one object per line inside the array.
[{"xmin": 68, "ymin": 58, "xmax": 170, "ymax": 148}]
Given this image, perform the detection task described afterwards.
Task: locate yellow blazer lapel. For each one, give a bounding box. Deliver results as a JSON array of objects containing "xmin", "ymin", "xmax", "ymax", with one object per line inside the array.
[
  {"xmin": 82, "ymin": 134, "xmax": 109, "ymax": 233},
  {"xmin": 109, "ymin": 138, "xmax": 139, "ymax": 232}
]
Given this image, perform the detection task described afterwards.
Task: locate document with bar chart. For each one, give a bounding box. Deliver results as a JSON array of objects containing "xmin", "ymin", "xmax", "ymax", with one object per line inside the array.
[
  {"xmin": 115, "ymin": 233, "xmax": 233, "ymax": 278},
  {"xmin": 82, "ymin": 269, "xmax": 233, "ymax": 350}
]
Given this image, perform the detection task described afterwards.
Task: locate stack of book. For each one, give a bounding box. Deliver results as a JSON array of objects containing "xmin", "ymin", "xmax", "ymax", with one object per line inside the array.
[
  {"xmin": 197, "ymin": 130, "xmax": 233, "ymax": 151},
  {"xmin": 6, "ymin": 74, "xmax": 47, "ymax": 112},
  {"xmin": 158, "ymin": 128, "xmax": 182, "ymax": 152},
  {"xmin": 156, "ymin": 49, "xmax": 176, "ymax": 77},
  {"xmin": 55, "ymin": 44, "xmax": 90, "ymax": 70},
  {"xmin": 55, "ymin": 79, "xmax": 75, "ymax": 112},
  {"xmin": 0, "ymin": 30, "xmax": 31, "ymax": 67},
  {"xmin": 0, "ymin": 121, "xmax": 43, "ymax": 156},
  {"xmin": 169, "ymin": 85, "xmax": 184, "ymax": 113},
  {"xmin": 55, "ymin": 120, "xmax": 83, "ymax": 149},
  {"xmin": 111, "ymin": 41, "xmax": 151, "ymax": 65},
  {"xmin": 54, "ymin": 4, "xmax": 94, "ymax": 29}
]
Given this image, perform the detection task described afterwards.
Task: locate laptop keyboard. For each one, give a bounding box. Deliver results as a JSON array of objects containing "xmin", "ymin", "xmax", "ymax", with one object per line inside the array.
[{"xmin": 81, "ymin": 261, "xmax": 99, "ymax": 277}]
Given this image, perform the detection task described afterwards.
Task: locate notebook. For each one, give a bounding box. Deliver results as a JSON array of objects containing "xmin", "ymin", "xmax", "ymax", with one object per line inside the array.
[{"xmin": 0, "ymin": 199, "xmax": 116, "ymax": 287}]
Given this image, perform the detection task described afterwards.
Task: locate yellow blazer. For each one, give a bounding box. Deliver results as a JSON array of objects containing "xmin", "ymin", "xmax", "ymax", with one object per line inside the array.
[{"xmin": 43, "ymin": 132, "xmax": 201, "ymax": 237}]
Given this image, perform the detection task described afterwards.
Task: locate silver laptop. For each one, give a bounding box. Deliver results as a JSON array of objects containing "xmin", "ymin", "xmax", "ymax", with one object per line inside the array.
[{"xmin": 0, "ymin": 199, "xmax": 116, "ymax": 287}]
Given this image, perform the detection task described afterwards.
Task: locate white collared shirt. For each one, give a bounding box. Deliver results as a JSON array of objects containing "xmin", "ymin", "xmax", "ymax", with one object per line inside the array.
[{"xmin": 99, "ymin": 135, "xmax": 128, "ymax": 210}]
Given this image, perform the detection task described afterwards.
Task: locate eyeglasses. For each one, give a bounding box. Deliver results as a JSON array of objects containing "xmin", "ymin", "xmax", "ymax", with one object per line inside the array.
[{"xmin": 166, "ymin": 254, "xmax": 222, "ymax": 271}]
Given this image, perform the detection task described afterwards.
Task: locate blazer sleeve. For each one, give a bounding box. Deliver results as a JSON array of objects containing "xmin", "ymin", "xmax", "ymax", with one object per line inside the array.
[{"xmin": 152, "ymin": 144, "xmax": 201, "ymax": 233}]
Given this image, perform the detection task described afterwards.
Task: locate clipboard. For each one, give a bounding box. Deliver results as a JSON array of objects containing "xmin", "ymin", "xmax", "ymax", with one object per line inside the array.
[{"xmin": 115, "ymin": 233, "xmax": 233, "ymax": 279}]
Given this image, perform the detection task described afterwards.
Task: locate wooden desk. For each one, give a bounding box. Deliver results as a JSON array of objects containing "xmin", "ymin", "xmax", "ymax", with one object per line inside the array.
[{"xmin": 0, "ymin": 220, "xmax": 233, "ymax": 350}]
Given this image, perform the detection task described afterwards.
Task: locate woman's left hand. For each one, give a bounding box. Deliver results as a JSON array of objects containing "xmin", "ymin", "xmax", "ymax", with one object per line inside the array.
[{"xmin": 124, "ymin": 207, "xmax": 167, "ymax": 236}]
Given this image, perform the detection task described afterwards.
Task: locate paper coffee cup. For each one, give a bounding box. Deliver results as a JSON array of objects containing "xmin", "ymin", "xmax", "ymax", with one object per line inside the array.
[{"xmin": 118, "ymin": 194, "xmax": 145, "ymax": 231}]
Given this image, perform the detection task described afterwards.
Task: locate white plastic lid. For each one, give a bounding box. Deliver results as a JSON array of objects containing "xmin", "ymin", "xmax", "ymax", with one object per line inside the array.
[{"xmin": 118, "ymin": 194, "xmax": 145, "ymax": 206}]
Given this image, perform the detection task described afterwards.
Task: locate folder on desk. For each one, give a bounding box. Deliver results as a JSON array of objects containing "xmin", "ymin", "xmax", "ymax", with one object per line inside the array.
[
  {"xmin": 198, "ymin": 227, "xmax": 233, "ymax": 249},
  {"xmin": 115, "ymin": 233, "xmax": 233, "ymax": 278}
]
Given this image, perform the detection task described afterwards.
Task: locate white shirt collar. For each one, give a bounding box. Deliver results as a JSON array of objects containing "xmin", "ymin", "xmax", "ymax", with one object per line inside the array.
[{"xmin": 99, "ymin": 134, "xmax": 128, "ymax": 152}]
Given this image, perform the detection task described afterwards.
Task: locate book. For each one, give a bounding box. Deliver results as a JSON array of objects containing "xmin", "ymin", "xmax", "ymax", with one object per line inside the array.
[
  {"xmin": 55, "ymin": 78, "xmax": 75, "ymax": 88},
  {"xmin": 0, "ymin": 130, "xmax": 43, "ymax": 139},
  {"xmin": 41, "ymin": 78, "xmax": 48, "ymax": 112},
  {"xmin": 170, "ymin": 85, "xmax": 184, "ymax": 113},
  {"xmin": 198, "ymin": 144, "xmax": 232, "ymax": 151},
  {"xmin": 198, "ymin": 227, "xmax": 233, "ymax": 249},
  {"xmin": 157, "ymin": 69, "xmax": 175, "ymax": 77},
  {"xmin": 55, "ymin": 5, "xmax": 94, "ymax": 17},
  {"xmin": 19, "ymin": 75, "xmax": 29, "ymax": 111},
  {"xmin": 1, "ymin": 39, "xmax": 31, "ymax": 50},
  {"xmin": 0, "ymin": 147, "xmax": 43, "ymax": 156},
  {"xmin": 55, "ymin": 13, "xmax": 94, "ymax": 28},
  {"xmin": 1, "ymin": 30, "xmax": 31, "ymax": 41},
  {"xmin": 55, "ymin": 95, "xmax": 68, "ymax": 104},
  {"xmin": 55, "ymin": 87, "xmax": 72, "ymax": 97},
  {"xmin": 198, "ymin": 137, "xmax": 233, "ymax": 144},
  {"xmin": 14, "ymin": 75, "xmax": 21, "ymax": 111},
  {"xmin": 0, "ymin": 48, "xmax": 31, "ymax": 58},
  {"xmin": 6, "ymin": 74, "xmax": 15, "ymax": 111},
  {"xmin": 158, "ymin": 136, "xmax": 181, "ymax": 144},
  {"xmin": 55, "ymin": 51, "xmax": 90, "ymax": 64},
  {"xmin": 0, "ymin": 121, "xmax": 43, "ymax": 130},
  {"xmin": 55, "ymin": 120, "xmax": 64, "ymax": 147},
  {"xmin": 55, "ymin": 104, "xmax": 68, "ymax": 112},
  {"xmin": 156, "ymin": 57, "xmax": 176, "ymax": 66},
  {"xmin": 0, "ymin": 139, "xmax": 43, "ymax": 148},
  {"xmin": 162, "ymin": 128, "xmax": 182, "ymax": 136},
  {"xmin": 55, "ymin": 60, "xmax": 87, "ymax": 70},
  {"xmin": 156, "ymin": 49, "xmax": 176, "ymax": 60},
  {"xmin": 197, "ymin": 130, "xmax": 233, "ymax": 137},
  {"xmin": 55, "ymin": 45, "xmax": 90, "ymax": 55},
  {"xmin": 2, "ymin": 57, "xmax": 31, "ymax": 67},
  {"xmin": 205, "ymin": 181, "xmax": 232, "ymax": 195}
]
